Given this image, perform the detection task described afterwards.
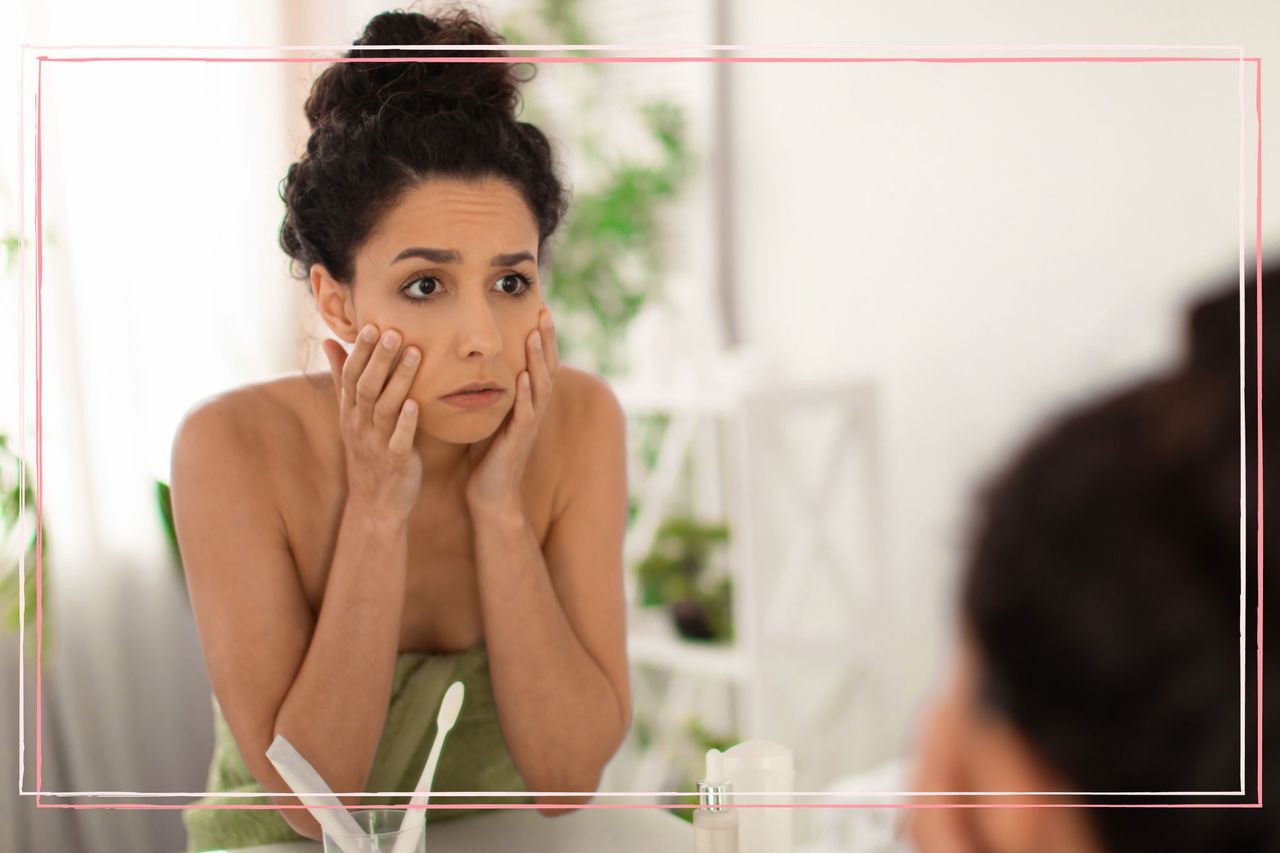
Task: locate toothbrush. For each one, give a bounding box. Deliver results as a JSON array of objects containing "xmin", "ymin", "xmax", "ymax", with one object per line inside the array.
[
  {"xmin": 390, "ymin": 680, "xmax": 466, "ymax": 853},
  {"xmin": 266, "ymin": 734, "xmax": 367, "ymax": 853}
]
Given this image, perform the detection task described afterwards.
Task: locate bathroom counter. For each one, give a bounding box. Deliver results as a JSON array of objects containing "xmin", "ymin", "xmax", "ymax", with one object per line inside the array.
[{"xmin": 229, "ymin": 807, "xmax": 691, "ymax": 852}]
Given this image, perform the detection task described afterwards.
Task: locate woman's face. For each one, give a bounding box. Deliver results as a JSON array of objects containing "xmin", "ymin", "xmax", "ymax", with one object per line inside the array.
[
  {"xmin": 910, "ymin": 638, "xmax": 1104, "ymax": 853},
  {"xmin": 339, "ymin": 176, "xmax": 543, "ymax": 445}
]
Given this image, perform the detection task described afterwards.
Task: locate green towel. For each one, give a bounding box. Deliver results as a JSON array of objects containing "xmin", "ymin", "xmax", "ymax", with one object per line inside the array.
[{"xmin": 184, "ymin": 643, "xmax": 531, "ymax": 852}]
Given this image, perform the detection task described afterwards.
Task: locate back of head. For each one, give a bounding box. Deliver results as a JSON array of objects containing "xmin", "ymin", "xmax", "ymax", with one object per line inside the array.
[
  {"xmin": 962, "ymin": 264, "xmax": 1273, "ymax": 852},
  {"xmin": 279, "ymin": 6, "xmax": 569, "ymax": 284}
]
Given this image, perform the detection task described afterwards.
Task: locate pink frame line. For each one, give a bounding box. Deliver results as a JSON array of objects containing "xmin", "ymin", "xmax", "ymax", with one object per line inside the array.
[{"xmin": 17, "ymin": 48, "xmax": 1263, "ymax": 813}]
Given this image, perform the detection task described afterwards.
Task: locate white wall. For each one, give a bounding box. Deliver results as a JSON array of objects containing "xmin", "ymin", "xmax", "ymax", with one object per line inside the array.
[{"xmin": 725, "ymin": 0, "xmax": 1278, "ymax": 780}]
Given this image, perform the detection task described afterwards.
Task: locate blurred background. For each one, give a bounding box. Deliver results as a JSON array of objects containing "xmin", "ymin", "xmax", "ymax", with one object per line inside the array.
[{"xmin": 2, "ymin": 1, "xmax": 1277, "ymax": 851}]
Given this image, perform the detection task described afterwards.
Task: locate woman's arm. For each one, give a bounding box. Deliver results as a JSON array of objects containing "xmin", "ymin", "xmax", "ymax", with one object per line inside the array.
[
  {"xmin": 173, "ymin": 328, "xmax": 423, "ymax": 839},
  {"xmin": 271, "ymin": 498, "xmax": 410, "ymax": 824},
  {"xmin": 469, "ymin": 370, "xmax": 632, "ymax": 813}
]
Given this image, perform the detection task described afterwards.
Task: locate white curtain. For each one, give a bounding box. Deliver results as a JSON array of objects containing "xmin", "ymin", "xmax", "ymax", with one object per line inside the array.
[{"xmin": 5, "ymin": 3, "xmax": 295, "ymax": 851}]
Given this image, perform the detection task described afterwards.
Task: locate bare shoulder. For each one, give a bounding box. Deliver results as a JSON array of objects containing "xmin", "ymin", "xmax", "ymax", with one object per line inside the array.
[
  {"xmin": 538, "ymin": 367, "xmax": 626, "ymax": 513},
  {"xmin": 544, "ymin": 366, "xmax": 625, "ymax": 446},
  {"xmin": 171, "ymin": 374, "xmax": 326, "ymax": 482},
  {"xmin": 169, "ymin": 374, "xmax": 333, "ymax": 599}
]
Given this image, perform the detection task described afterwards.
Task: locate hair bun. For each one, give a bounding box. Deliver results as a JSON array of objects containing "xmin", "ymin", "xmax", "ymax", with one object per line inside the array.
[{"xmin": 304, "ymin": 8, "xmax": 523, "ymax": 129}]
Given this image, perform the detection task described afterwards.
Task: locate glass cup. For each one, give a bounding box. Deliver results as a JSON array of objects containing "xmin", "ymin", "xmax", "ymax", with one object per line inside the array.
[{"xmin": 322, "ymin": 808, "xmax": 426, "ymax": 853}]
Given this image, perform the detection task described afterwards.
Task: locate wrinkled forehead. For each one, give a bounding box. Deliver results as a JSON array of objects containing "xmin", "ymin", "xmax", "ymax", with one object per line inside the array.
[{"xmin": 363, "ymin": 177, "xmax": 540, "ymax": 267}]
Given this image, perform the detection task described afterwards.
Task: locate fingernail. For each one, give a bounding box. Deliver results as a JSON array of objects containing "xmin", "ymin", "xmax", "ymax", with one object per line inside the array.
[
  {"xmin": 361, "ymin": 325, "xmax": 377, "ymax": 342},
  {"xmin": 403, "ymin": 347, "xmax": 420, "ymax": 365},
  {"xmin": 531, "ymin": 331, "xmax": 542, "ymax": 351},
  {"xmin": 382, "ymin": 331, "xmax": 399, "ymax": 349}
]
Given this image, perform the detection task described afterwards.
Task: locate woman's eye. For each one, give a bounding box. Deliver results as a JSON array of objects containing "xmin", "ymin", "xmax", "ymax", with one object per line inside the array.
[
  {"xmin": 404, "ymin": 276, "xmax": 442, "ymax": 299},
  {"xmin": 493, "ymin": 273, "xmax": 532, "ymax": 297}
]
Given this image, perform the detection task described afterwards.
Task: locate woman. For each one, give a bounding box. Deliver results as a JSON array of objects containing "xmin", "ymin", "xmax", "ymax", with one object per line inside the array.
[
  {"xmin": 909, "ymin": 270, "xmax": 1274, "ymax": 853},
  {"xmin": 172, "ymin": 9, "xmax": 631, "ymax": 849}
]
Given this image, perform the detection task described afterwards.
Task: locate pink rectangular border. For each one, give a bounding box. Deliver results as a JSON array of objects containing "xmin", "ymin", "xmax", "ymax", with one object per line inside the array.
[{"xmin": 17, "ymin": 48, "xmax": 1263, "ymax": 812}]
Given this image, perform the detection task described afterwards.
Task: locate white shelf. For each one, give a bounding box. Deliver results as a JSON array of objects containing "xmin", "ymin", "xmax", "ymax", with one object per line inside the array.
[
  {"xmin": 611, "ymin": 377, "xmax": 739, "ymax": 415},
  {"xmin": 614, "ymin": 369, "xmax": 883, "ymax": 791},
  {"xmin": 627, "ymin": 612, "xmax": 749, "ymax": 680}
]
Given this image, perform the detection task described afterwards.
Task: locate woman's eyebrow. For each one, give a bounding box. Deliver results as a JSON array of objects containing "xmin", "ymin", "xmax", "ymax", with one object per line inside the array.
[{"xmin": 389, "ymin": 247, "xmax": 535, "ymax": 267}]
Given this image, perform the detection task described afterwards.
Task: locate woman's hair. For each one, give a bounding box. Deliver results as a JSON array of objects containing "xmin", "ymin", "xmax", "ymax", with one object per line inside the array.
[
  {"xmin": 279, "ymin": 6, "xmax": 570, "ymax": 284},
  {"xmin": 961, "ymin": 265, "xmax": 1273, "ymax": 852}
]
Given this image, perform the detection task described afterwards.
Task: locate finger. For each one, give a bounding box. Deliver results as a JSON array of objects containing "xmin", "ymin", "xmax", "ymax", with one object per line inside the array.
[
  {"xmin": 374, "ymin": 345, "xmax": 421, "ymax": 431},
  {"xmin": 539, "ymin": 306, "xmax": 560, "ymax": 375},
  {"xmin": 355, "ymin": 329, "xmax": 401, "ymax": 420},
  {"xmin": 526, "ymin": 328, "xmax": 553, "ymax": 415},
  {"xmin": 343, "ymin": 325, "xmax": 380, "ymax": 410},
  {"xmin": 489, "ymin": 375, "xmax": 527, "ymax": 450},
  {"xmin": 514, "ymin": 370, "xmax": 535, "ymax": 427},
  {"xmin": 387, "ymin": 399, "xmax": 418, "ymax": 456}
]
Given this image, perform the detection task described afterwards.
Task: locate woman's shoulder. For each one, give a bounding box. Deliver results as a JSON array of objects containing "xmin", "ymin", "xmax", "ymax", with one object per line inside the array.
[
  {"xmin": 538, "ymin": 366, "xmax": 626, "ymax": 489},
  {"xmin": 531, "ymin": 366, "xmax": 623, "ymax": 522},
  {"xmin": 172, "ymin": 373, "xmax": 332, "ymax": 474},
  {"xmin": 545, "ymin": 366, "xmax": 625, "ymax": 438}
]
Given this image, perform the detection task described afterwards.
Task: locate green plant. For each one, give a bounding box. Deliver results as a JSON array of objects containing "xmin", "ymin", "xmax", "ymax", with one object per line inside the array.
[
  {"xmin": 1, "ymin": 221, "xmax": 45, "ymax": 650},
  {"xmin": 625, "ymin": 412, "xmax": 673, "ymax": 527},
  {"xmin": 0, "ymin": 434, "xmax": 43, "ymax": 650},
  {"xmin": 1, "ymin": 234, "xmax": 20, "ymax": 269},
  {"xmin": 500, "ymin": 0, "xmax": 695, "ymax": 375},
  {"xmin": 635, "ymin": 516, "xmax": 733, "ymax": 642},
  {"xmin": 156, "ymin": 480, "xmax": 183, "ymax": 580}
]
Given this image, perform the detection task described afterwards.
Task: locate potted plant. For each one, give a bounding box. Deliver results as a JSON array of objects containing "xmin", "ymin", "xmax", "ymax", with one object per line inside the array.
[{"xmin": 634, "ymin": 516, "xmax": 733, "ymax": 642}]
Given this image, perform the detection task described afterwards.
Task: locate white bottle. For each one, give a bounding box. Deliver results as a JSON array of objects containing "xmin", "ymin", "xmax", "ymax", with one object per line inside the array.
[
  {"xmin": 721, "ymin": 740, "xmax": 793, "ymax": 853},
  {"xmin": 693, "ymin": 748, "xmax": 739, "ymax": 853}
]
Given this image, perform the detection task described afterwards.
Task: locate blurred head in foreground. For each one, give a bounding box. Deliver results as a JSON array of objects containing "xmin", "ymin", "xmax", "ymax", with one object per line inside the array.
[{"xmin": 912, "ymin": 264, "xmax": 1274, "ymax": 853}]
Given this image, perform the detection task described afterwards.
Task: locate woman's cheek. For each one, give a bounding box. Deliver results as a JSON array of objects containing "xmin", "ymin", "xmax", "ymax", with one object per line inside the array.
[
  {"xmin": 503, "ymin": 321, "xmax": 536, "ymax": 373},
  {"xmin": 404, "ymin": 348, "xmax": 434, "ymax": 409}
]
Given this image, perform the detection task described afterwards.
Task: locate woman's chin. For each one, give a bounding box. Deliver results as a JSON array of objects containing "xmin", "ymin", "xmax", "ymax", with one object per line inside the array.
[{"xmin": 420, "ymin": 410, "xmax": 507, "ymax": 445}]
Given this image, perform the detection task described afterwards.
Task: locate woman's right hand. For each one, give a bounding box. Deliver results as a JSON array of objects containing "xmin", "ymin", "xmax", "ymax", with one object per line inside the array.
[{"xmin": 322, "ymin": 325, "xmax": 423, "ymax": 517}]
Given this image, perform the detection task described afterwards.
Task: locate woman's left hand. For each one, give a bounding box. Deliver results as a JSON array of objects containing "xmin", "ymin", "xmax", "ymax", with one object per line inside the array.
[{"xmin": 465, "ymin": 305, "xmax": 560, "ymax": 517}]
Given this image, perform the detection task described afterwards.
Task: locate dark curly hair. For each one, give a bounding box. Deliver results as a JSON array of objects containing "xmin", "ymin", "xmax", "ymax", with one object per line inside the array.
[
  {"xmin": 279, "ymin": 6, "xmax": 570, "ymax": 284},
  {"xmin": 962, "ymin": 264, "xmax": 1274, "ymax": 851}
]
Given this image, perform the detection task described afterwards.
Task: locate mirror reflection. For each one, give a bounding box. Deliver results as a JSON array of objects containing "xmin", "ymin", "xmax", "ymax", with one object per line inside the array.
[{"xmin": 3, "ymin": 2, "xmax": 1271, "ymax": 852}]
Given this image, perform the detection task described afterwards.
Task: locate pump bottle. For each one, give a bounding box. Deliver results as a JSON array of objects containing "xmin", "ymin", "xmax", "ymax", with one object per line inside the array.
[{"xmin": 693, "ymin": 748, "xmax": 738, "ymax": 852}]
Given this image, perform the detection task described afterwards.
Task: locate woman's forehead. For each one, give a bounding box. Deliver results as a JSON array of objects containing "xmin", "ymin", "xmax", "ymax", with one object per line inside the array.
[{"xmin": 371, "ymin": 178, "xmax": 538, "ymax": 254}]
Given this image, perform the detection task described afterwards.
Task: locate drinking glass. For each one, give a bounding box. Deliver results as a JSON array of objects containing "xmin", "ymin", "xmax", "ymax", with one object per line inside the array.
[{"xmin": 322, "ymin": 808, "xmax": 426, "ymax": 853}]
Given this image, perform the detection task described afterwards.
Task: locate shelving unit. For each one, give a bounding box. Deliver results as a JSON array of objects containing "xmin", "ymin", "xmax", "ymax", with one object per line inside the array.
[{"xmin": 607, "ymin": 361, "xmax": 886, "ymax": 793}]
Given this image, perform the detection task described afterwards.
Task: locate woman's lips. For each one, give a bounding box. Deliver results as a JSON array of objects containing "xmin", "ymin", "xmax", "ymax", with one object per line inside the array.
[{"xmin": 440, "ymin": 389, "xmax": 504, "ymax": 410}]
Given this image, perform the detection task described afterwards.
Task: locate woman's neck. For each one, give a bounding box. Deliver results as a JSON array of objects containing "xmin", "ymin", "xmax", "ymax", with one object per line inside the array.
[{"xmin": 415, "ymin": 430, "xmax": 471, "ymax": 486}]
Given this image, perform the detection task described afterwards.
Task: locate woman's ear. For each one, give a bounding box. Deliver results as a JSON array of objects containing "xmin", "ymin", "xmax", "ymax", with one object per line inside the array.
[{"xmin": 310, "ymin": 264, "xmax": 359, "ymax": 343}]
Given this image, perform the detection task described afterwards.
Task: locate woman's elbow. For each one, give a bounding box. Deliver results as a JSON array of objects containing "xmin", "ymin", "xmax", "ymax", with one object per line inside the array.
[
  {"xmin": 278, "ymin": 800, "xmax": 325, "ymax": 841},
  {"xmin": 534, "ymin": 792, "xmax": 595, "ymax": 817},
  {"xmin": 530, "ymin": 764, "xmax": 604, "ymax": 817}
]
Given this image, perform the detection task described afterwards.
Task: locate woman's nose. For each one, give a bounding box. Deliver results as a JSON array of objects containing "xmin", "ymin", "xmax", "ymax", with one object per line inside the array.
[{"xmin": 455, "ymin": 297, "xmax": 502, "ymax": 360}]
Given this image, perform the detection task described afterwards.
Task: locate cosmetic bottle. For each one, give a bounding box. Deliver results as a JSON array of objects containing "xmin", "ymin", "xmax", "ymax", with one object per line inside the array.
[
  {"xmin": 722, "ymin": 740, "xmax": 793, "ymax": 853},
  {"xmin": 693, "ymin": 748, "xmax": 738, "ymax": 853}
]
